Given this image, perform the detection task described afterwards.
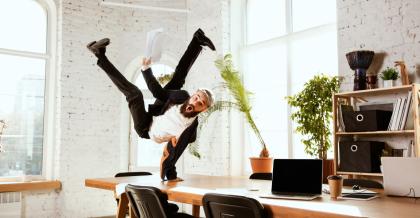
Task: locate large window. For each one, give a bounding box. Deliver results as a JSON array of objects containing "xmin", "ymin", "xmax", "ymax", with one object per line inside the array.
[
  {"xmin": 242, "ymin": 0, "xmax": 337, "ymax": 164},
  {"xmin": 0, "ymin": 0, "xmax": 54, "ymax": 178},
  {"xmin": 131, "ymin": 64, "xmax": 174, "ymax": 171}
]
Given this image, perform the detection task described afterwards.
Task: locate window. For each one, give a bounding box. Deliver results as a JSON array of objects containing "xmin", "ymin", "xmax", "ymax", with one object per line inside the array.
[
  {"xmin": 0, "ymin": 0, "xmax": 55, "ymax": 178},
  {"xmin": 242, "ymin": 0, "xmax": 337, "ymax": 166},
  {"xmin": 131, "ymin": 64, "xmax": 175, "ymax": 171}
]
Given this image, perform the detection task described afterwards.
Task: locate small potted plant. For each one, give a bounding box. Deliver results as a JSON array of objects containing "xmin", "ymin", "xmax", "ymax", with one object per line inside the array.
[
  {"xmin": 286, "ymin": 75, "xmax": 341, "ymax": 183},
  {"xmin": 380, "ymin": 67, "xmax": 399, "ymax": 88},
  {"xmin": 191, "ymin": 54, "xmax": 271, "ymax": 173}
]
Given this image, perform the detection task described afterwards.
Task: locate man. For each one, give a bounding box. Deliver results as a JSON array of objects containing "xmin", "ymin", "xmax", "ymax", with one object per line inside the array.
[{"xmin": 87, "ymin": 29, "xmax": 215, "ymax": 181}]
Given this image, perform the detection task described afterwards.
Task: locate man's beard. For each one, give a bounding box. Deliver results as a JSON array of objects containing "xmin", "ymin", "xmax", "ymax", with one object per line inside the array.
[{"xmin": 180, "ymin": 100, "xmax": 199, "ymax": 118}]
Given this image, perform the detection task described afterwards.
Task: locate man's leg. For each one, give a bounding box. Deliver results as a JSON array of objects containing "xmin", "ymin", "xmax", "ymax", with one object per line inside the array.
[
  {"xmin": 163, "ymin": 29, "xmax": 215, "ymax": 90},
  {"xmin": 88, "ymin": 39, "xmax": 152, "ymax": 138}
]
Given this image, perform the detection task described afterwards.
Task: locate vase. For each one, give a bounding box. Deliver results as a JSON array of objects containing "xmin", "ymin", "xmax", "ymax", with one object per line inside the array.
[
  {"xmin": 345, "ymin": 50, "xmax": 375, "ymax": 91},
  {"xmin": 249, "ymin": 157, "xmax": 273, "ymax": 173},
  {"xmin": 383, "ymin": 80, "xmax": 394, "ymax": 88}
]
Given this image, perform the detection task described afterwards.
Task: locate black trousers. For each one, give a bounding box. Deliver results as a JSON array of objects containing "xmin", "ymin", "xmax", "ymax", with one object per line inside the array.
[{"xmin": 96, "ymin": 36, "xmax": 202, "ymax": 138}]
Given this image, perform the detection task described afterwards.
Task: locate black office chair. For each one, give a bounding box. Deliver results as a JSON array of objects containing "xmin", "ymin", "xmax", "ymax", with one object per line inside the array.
[
  {"xmin": 343, "ymin": 179, "xmax": 383, "ymax": 189},
  {"xmin": 114, "ymin": 171, "xmax": 152, "ymax": 177},
  {"xmin": 203, "ymin": 193, "xmax": 266, "ymax": 218},
  {"xmin": 125, "ymin": 185, "xmax": 193, "ymax": 218},
  {"xmin": 249, "ymin": 173, "xmax": 272, "ymax": 180}
]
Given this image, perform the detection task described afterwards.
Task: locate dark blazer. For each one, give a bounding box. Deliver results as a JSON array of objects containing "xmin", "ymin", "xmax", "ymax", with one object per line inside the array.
[{"xmin": 140, "ymin": 68, "xmax": 198, "ymax": 146}]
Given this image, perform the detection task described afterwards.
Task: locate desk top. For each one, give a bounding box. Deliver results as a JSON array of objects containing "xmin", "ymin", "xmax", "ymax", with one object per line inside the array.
[{"xmin": 85, "ymin": 174, "xmax": 420, "ymax": 218}]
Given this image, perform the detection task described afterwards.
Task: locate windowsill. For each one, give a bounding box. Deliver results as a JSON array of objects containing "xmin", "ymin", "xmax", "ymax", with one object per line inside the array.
[{"xmin": 0, "ymin": 180, "xmax": 61, "ymax": 192}]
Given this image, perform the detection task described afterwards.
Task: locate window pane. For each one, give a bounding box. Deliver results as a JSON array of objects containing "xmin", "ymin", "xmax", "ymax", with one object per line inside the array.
[
  {"xmin": 292, "ymin": 0, "xmax": 336, "ymax": 32},
  {"xmin": 134, "ymin": 64, "xmax": 174, "ymax": 167},
  {"xmin": 247, "ymin": 0, "xmax": 286, "ymax": 44},
  {"xmin": 289, "ymin": 29, "xmax": 338, "ymax": 158},
  {"xmin": 243, "ymin": 43, "xmax": 289, "ymax": 159},
  {"xmin": 0, "ymin": 54, "xmax": 46, "ymax": 177},
  {"xmin": 0, "ymin": 0, "xmax": 47, "ymax": 53}
]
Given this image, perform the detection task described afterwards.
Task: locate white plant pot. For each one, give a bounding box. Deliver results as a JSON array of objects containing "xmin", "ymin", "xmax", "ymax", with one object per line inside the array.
[{"xmin": 383, "ymin": 80, "xmax": 395, "ymax": 88}]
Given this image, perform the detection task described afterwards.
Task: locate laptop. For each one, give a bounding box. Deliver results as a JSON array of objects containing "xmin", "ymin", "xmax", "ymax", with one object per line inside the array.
[
  {"xmin": 260, "ymin": 159, "xmax": 322, "ymax": 200},
  {"xmin": 382, "ymin": 157, "xmax": 420, "ymax": 197}
]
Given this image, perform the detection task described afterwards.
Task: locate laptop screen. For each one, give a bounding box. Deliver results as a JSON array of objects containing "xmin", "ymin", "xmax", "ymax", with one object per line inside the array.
[{"xmin": 272, "ymin": 159, "xmax": 322, "ymax": 195}]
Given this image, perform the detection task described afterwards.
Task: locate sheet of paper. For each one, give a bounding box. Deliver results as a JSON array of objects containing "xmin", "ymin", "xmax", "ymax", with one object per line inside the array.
[{"xmin": 145, "ymin": 28, "xmax": 165, "ymax": 62}]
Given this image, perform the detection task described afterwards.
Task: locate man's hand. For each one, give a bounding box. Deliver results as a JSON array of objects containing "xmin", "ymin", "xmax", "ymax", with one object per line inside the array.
[
  {"xmin": 141, "ymin": 57, "xmax": 152, "ymax": 70},
  {"xmin": 170, "ymin": 137, "xmax": 177, "ymax": 148}
]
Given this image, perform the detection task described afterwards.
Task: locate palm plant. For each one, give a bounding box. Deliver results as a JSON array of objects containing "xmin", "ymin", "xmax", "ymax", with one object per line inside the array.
[{"xmin": 189, "ymin": 54, "xmax": 269, "ymax": 158}]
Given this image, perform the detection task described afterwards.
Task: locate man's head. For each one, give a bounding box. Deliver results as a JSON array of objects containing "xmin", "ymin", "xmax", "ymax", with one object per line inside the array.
[{"xmin": 180, "ymin": 88, "xmax": 214, "ymax": 118}]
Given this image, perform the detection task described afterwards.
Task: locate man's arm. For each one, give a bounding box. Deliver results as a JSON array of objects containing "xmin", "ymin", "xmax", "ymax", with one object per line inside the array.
[{"xmin": 141, "ymin": 57, "xmax": 169, "ymax": 102}]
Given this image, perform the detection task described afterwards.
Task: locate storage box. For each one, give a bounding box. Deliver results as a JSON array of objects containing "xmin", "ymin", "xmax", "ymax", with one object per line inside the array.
[
  {"xmin": 342, "ymin": 110, "xmax": 392, "ymax": 132},
  {"xmin": 339, "ymin": 141, "xmax": 384, "ymax": 173}
]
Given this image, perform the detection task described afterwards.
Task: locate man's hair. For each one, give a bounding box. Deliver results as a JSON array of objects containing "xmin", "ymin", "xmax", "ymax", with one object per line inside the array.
[{"xmin": 197, "ymin": 88, "xmax": 214, "ymax": 108}]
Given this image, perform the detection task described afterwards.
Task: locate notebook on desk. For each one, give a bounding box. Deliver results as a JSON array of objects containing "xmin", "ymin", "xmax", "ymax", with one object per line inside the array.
[
  {"xmin": 260, "ymin": 159, "xmax": 322, "ymax": 200},
  {"xmin": 382, "ymin": 157, "xmax": 420, "ymax": 198}
]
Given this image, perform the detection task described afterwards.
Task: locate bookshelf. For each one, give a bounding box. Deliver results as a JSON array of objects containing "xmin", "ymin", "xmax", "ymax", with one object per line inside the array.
[{"xmin": 333, "ymin": 84, "xmax": 420, "ymax": 177}]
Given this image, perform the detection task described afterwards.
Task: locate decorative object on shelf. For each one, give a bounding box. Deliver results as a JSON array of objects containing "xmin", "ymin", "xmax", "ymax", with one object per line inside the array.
[
  {"xmin": 380, "ymin": 67, "xmax": 399, "ymax": 88},
  {"xmin": 394, "ymin": 61, "xmax": 410, "ymax": 85},
  {"xmin": 0, "ymin": 120, "xmax": 6, "ymax": 153},
  {"xmin": 287, "ymin": 74, "xmax": 341, "ymax": 182},
  {"xmin": 366, "ymin": 74, "xmax": 377, "ymax": 89},
  {"xmin": 327, "ymin": 175, "xmax": 343, "ymax": 200},
  {"xmin": 339, "ymin": 141, "xmax": 384, "ymax": 173},
  {"xmin": 345, "ymin": 50, "xmax": 375, "ymax": 91},
  {"xmin": 195, "ymin": 54, "xmax": 272, "ymax": 172}
]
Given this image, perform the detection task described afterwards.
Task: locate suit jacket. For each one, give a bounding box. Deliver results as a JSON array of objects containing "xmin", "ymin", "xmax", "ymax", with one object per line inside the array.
[{"xmin": 139, "ymin": 68, "xmax": 198, "ymax": 146}]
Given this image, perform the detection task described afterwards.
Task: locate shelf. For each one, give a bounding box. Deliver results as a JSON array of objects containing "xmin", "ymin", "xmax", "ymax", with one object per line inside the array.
[
  {"xmin": 336, "ymin": 130, "xmax": 415, "ymax": 135},
  {"xmin": 335, "ymin": 85, "xmax": 413, "ymax": 97},
  {"xmin": 337, "ymin": 171, "xmax": 383, "ymax": 177}
]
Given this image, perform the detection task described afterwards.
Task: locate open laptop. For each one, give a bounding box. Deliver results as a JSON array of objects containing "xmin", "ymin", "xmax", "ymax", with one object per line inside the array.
[
  {"xmin": 382, "ymin": 157, "xmax": 420, "ymax": 197},
  {"xmin": 260, "ymin": 159, "xmax": 322, "ymax": 200}
]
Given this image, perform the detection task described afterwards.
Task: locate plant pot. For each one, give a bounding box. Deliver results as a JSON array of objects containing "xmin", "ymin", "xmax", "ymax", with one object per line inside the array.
[
  {"xmin": 383, "ymin": 80, "xmax": 395, "ymax": 88},
  {"xmin": 322, "ymin": 159, "xmax": 335, "ymax": 184},
  {"xmin": 249, "ymin": 157, "xmax": 273, "ymax": 173}
]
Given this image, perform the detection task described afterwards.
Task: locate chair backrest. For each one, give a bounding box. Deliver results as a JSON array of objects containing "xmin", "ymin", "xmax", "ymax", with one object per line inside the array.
[
  {"xmin": 115, "ymin": 171, "xmax": 152, "ymax": 177},
  {"xmin": 125, "ymin": 185, "xmax": 169, "ymax": 218},
  {"xmin": 249, "ymin": 173, "xmax": 272, "ymax": 180},
  {"xmin": 343, "ymin": 179, "xmax": 383, "ymax": 189},
  {"xmin": 203, "ymin": 193, "xmax": 266, "ymax": 218}
]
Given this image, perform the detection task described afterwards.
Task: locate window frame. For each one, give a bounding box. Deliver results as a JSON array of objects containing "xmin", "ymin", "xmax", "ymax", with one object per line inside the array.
[
  {"xmin": 236, "ymin": 0, "xmax": 337, "ymax": 174},
  {"xmin": 123, "ymin": 55, "xmax": 178, "ymax": 173},
  {"xmin": 0, "ymin": 0, "xmax": 57, "ymax": 181}
]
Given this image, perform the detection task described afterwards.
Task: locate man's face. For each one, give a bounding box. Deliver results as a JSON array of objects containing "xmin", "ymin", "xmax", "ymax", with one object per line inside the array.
[{"xmin": 186, "ymin": 91, "xmax": 209, "ymax": 113}]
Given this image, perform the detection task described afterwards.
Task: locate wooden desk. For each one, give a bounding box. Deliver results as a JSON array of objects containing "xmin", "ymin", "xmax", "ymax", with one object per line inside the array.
[{"xmin": 85, "ymin": 174, "xmax": 420, "ymax": 218}]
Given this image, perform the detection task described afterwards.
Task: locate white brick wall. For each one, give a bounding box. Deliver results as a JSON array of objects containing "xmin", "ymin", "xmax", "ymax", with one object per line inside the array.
[
  {"xmin": 19, "ymin": 0, "xmax": 231, "ymax": 217},
  {"xmin": 337, "ymin": 0, "xmax": 420, "ymax": 91}
]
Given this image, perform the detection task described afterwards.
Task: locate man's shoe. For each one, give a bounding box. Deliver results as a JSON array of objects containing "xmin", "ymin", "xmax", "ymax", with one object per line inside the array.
[
  {"xmin": 194, "ymin": 29, "xmax": 216, "ymax": 51},
  {"xmin": 87, "ymin": 38, "xmax": 110, "ymax": 56}
]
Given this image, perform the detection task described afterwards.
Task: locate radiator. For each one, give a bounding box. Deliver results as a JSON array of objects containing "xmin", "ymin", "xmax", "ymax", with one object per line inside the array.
[{"xmin": 0, "ymin": 192, "xmax": 21, "ymax": 218}]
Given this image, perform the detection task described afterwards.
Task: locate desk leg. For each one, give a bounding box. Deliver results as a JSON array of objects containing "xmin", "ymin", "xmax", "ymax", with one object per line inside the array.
[
  {"xmin": 117, "ymin": 193, "xmax": 129, "ymax": 218},
  {"xmin": 192, "ymin": 205, "xmax": 200, "ymax": 217}
]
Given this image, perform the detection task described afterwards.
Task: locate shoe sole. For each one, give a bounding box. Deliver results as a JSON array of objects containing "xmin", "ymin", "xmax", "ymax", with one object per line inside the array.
[{"xmin": 160, "ymin": 145, "xmax": 170, "ymax": 180}]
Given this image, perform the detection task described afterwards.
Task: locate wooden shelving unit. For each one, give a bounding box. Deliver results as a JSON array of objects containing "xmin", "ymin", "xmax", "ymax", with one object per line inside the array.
[{"xmin": 333, "ymin": 84, "xmax": 420, "ymax": 177}]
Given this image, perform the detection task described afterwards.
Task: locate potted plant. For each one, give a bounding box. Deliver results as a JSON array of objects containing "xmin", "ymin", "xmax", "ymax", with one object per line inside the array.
[
  {"xmin": 286, "ymin": 75, "xmax": 340, "ymax": 182},
  {"xmin": 190, "ymin": 54, "xmax": 271, "ymax": 173},
  {"xmin": 380, "ymin": 67, "xmax": 399, "ymax": 88}
]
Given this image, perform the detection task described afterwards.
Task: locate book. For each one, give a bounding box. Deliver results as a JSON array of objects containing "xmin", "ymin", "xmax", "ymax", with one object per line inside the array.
[
  {"xmin": 145, "ymin": 28, "xmax": 165, "ymax": 62},
  {"xmin": 388, "ymin": 99, "xmax": 400, "ymax": 131},
  {"xmin": 396, "ymin": 97, "xmax": 407, "ymax": 130},
  {"xmin": 400, "ymin": 91, "xmax": 413, "ymax": 130}
]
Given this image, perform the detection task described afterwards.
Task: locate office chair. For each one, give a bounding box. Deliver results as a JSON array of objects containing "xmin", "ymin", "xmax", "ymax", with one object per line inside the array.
[
  {"xmin": 249, "ymin": 173, "xmax": 272, "ymax": 180},
  {"xmin": 343, "ymin": 179, "xmax": 383, "ymax": 189},
  {"xmin": 203, "ymin": 193, "xmax": 266, "ymax": 218},
  {"xmin": 125, "ymin": 185, "xmax": 193, "ymax": 218}
]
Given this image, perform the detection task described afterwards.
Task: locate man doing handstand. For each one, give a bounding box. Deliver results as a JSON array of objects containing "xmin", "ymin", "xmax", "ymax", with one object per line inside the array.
[{"xmin": 87, "ymin": 29, "xmax": 215, "ymax": 181}]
